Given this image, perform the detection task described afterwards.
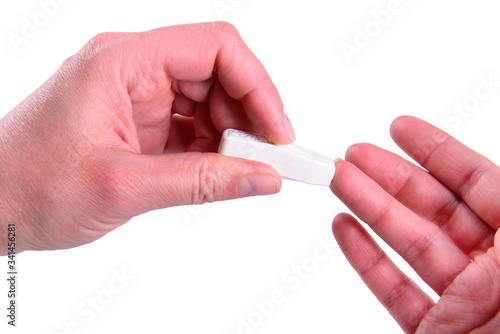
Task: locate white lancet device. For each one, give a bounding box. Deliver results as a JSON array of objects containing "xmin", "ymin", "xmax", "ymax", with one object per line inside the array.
[{"xmin": 218, "ymin": 129, "xmax": 336, "ymax": 186}]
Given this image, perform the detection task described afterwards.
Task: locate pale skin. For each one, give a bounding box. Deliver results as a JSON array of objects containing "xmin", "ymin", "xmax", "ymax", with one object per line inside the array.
[
  {"xmin": 331, "ymin": 116, "xmax": 500, "ymax": 333},
  {"xmin": 0, "ymin": 22, "xmax": 498, "ymax": 333},
  {"xmin": 0, "ymin": 22, "xmax": 295, "ymax": 254}
]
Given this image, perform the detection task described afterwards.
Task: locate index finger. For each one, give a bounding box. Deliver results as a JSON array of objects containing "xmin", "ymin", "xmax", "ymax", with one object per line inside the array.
[
  {"xmin": 132, "ymin": 22, "xmax": 294, "ymax": 144},
  {"xmin": 390, "ymin": 116, "xmax": 500, "ymax": 230}
]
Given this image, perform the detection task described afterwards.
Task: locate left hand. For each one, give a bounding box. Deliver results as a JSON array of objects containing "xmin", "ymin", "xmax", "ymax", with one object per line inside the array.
[{"xmin": 330, "ymin": 116, "xmax": 500, "ymax": 333}]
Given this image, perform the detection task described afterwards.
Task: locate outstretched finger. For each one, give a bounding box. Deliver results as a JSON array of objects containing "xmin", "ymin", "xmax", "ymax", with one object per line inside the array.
[
  {"xmin": 390, "ymin": 116, "xmax": 500, "ymax": 230},
  {"xmin": 330, "ymin": 159, "xmax": 471, "ymax": 294},
  {"xmin": 345, "ymin": 143, "xmax": 495, "ymax": 257},
  {"xmin": 332, "ymin": 213, "xmax": 435, "ymax": 333}
]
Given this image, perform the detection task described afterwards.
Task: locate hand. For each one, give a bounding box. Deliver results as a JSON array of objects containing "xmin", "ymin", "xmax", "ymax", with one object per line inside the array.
[
  {"xmin": 0, "ymin": 22, "xmax": 295, "ymax": 254},
  {"xmin": 330, "ymin": 116, "xmax": 500, "ymax": 333}
]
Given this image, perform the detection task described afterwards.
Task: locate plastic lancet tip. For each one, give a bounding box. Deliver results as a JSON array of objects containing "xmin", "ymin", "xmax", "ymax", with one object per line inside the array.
[{"xmin": 218, "ymin": 129, "xmax": 336, "ymax": 186}]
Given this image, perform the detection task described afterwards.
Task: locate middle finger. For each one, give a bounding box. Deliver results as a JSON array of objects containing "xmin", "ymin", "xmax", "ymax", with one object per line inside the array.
[
  {"xmin": 345, "ymin": 143, "xmax": 495, "ymax": 257},
  {"xmin": 331, "ymin": 159, "xmax": 471, "ymax": 295}
]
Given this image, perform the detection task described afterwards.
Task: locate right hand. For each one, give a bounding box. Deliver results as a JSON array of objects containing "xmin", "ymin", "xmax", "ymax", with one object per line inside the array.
[{"xmin": 0, "ymin": 22, "xmax": 295, "ymax": 254}]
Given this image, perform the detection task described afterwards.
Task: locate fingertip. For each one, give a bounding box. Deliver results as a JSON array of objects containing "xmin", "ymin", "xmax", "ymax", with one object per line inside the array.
[
  {"xmin": 283, "ymin": 111, "xmax": 296, "ymax": 142},
  {"xmin": 329, "ymin": 160, "xmax": 339, "ymax": 192},
  {"xmin": 344, "ymin": 144, "xmax": 358, "ymax": 162},
  {"xmin": 389, "ymin": 115, "xmax": 417, "ymax": 140},
  {"xmin": 331, "ymin": 213, "xmax": 362, "ymax": 247},
  {"xmin": 345, "ymin": 143, "xmax": 374, "ymax": 163},
  {"xmin": 210, "ymin": 21, "xmax": 241, "ymax": 39},
  {"xmin": 329, "ymin": 158, "xmax": 346, "ymax": 193},
  {"xmin": 332, "ymin": 212, "xmax": 352, "ymax": 231},
  {"xmin": 256, "ymin": 109, "xmax": 295, "ymax": 145}
]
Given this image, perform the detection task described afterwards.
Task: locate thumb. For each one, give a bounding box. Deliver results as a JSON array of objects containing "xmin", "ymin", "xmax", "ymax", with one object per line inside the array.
[{"xmin": 134, "ymin": 152, "xmax": 281, "ymax": 211}]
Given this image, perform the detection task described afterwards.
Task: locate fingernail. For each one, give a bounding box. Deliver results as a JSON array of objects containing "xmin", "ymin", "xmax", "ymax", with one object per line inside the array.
[
  {"xmin": 329, "ymin": 158, "xmax": 342, "ymax": 189},
  {"xmin": 283, "ymin": 111, "xmax": 296, "ymax": 141},
  {"xmin": 239, "ymin": 174, "xmax": 280, "ymax": 197}
]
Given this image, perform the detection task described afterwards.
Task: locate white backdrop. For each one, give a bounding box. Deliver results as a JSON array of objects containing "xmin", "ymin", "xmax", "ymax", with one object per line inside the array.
[{"xmin": 1, "ymin": 0, "xmax": 500, "ymax": 333}]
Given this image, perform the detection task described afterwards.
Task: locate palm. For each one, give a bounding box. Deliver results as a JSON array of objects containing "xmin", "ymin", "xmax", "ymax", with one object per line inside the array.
[
  {"xmin": 422, "ymin": 246, "xmax": 500, "ymax": 333},
  {"xmin": 331, "ymin": 116, "xmax": 500, "ymax": 333}
]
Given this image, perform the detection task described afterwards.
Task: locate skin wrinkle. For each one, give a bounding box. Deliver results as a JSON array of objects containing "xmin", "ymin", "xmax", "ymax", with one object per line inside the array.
[
  {"xmin": 439, "ymin": 267, "xmax": 471, "ymax": 298},
  {"xmin": 125, "ymin": 45, "xmax": 164, "ymax": 102},
  {"xmin": 468, "ymin": 233, "xmax": 495, "ymax": 258},
  {"xmin": 429, "ymin": 194, "xmax": 494, "ymax": 257},
  {"xmin": 430, "ymin": 193, "xmax": 461, "ymax": 228},
  {"xmin": 385, "ymin": 276, "xmax": 412, "ymax": 311},
  {"xmin": 196, "ymin": 159, "xmax": 213, "ymax": 204},
  {"xmin": 475, "ymin": 249, "xmax": 500, "ymax": 295},
  {"xmin": 194, "ymin": 156, "xmax": 223, "ymax": 204},
  {"xmin": 418, "ymin": 315, "xmax": 465, "ymax": 333},
  {"xmin": 129, "ymin": 65, "xmax": 170, "ymax": 109},
  {"xmin": 197, "ymin": 33, "xmax": 217, "ymax": 77},
  {"xmin": 401, "ymin": 231, "xmax": 434, "ymax": 269},
  {"xmin": 359, "ymin": 248, "xmax": 385, "ymax": 277},
  {"xmin": 390, "ymin": 167, "xmax": 415, "ymax": 200},
  {"xmin": 472, "ymin": 308, "xmax": 500, "ymax": 333},
  {"xmin": 410, "ymin": 302, "xmax": 432, "ymax": 334},
  {"xmin": 419, "ymin": 135, "xmax": 451, "ymax": 168},
  {"xmin": 368, "ymin": 198, "xmax": 392, "ymax": 229},
  {"xmin": 213, "ymin": 32, "xmax": 254, "ymax": 100},
  {"xmin": 423, "ymin": 249, "xmax": 500, "ymax": 332},
  {"xmin": 458, "ymin": 163, "xmax": 495, "ymax": 205},
  {"xmin": 214, "ymin": 41, "xmax": 234, "ymax": 89}
]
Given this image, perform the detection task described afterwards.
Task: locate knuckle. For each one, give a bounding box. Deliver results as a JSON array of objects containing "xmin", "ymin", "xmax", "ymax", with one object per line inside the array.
[
  {"xmin": 359, "ymin": 250, "xmax": 385, "ymax": 277},
  {"xmin": 459, "ymin": 164, "xmax": 493, "ymax": 199},
  {"xmin": 60, "ymin": 32, "xmax": 121, "ymax": 76},
  {"xmin": 192, "ymin": 156, "xmax": 226, "ymax": 204},
  {"xmin": 212, "ymin": 21, "xmax": 241, "ymax": 40},
  {"xmin": 382, "ymin": 276, "xmax": 412, "ymax": 310},
  {"xmin": 401, "ymin": 232, "xmax": 434, "ymax": 267},
  {"xmin": 67, "ymin": 32, "xmax": 121, "ymax": 67},
  {"xmin": 83, "ymin": 32, "xmax": 118, "ymax": 55}
]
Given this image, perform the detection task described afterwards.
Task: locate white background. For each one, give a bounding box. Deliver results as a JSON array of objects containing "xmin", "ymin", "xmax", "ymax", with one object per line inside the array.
[{"xmin": 1, "ymin": 0, "xmax": 500, "ymax": 333}]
